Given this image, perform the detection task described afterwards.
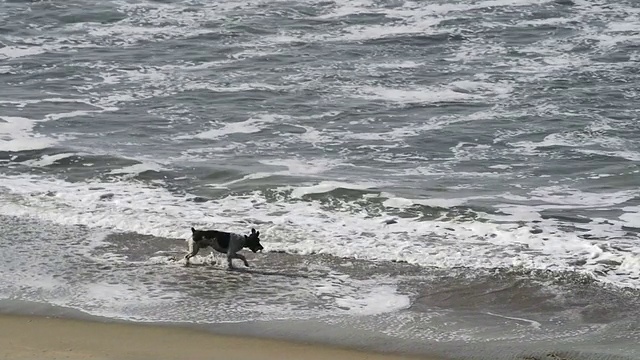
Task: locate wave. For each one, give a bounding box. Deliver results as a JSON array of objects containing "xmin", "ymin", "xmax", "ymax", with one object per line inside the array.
[
  {"xmin": 0, "ymin": 116, "xmax": 60, "ymax": 152},
  {"xmin": 0, "ymin": 172, "xmax": 638, "ymax": 289}
]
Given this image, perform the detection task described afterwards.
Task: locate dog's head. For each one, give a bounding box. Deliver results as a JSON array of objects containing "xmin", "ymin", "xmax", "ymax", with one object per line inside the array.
[{"xmin": 244, "ymin": 228, "xmax": 263, "ymax": 253}]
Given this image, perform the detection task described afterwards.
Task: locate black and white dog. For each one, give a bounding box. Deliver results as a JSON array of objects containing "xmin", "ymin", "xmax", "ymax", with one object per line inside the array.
[{"xmin": 185, "ymin": 227, "xmax": 263, "ymax": 269}]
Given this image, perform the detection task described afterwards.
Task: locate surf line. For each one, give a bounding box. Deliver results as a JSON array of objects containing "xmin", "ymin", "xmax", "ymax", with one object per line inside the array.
[{"xmin": 483, "ymin": 311, "xmax": 542, "ymax": 329}]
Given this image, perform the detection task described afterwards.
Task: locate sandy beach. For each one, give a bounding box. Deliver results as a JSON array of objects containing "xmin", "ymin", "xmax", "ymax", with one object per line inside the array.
[{"xmin": 0, "ymin": 314, "xmax": 442, "ymax": 360}]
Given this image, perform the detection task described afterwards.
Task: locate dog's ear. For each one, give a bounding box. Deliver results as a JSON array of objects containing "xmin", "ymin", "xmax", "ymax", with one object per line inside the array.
[
  {"xmin": 251, "ymin": 228, "xmax": 256, "ymax": 234},
  {"xmin": 244, "ymin": 235, "xmax": 248, "ymax": 239},
  {"xmin": 256, "ymin": 231, "xmax": 260, "ymax": 237},
  {"xmin": 191, "ymin": 227, "xmax": 196, "ymax": 233}
]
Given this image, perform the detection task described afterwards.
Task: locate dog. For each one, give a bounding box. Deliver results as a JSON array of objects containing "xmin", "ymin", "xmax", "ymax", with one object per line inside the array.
[{"xmin": 185, "ymin": 227, "xmax": 263, "ymax": 269}]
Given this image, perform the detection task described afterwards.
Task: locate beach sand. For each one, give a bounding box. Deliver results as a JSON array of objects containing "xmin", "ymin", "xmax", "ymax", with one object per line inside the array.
[{"xmin": 0, "ymin": 314, "xmax": 442, "ymax": 360}]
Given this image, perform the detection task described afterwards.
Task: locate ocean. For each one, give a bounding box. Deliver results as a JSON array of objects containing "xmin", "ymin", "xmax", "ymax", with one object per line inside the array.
[{"xmin": 1, "ymin": 0, "xmax": 639, "ymax": 358}]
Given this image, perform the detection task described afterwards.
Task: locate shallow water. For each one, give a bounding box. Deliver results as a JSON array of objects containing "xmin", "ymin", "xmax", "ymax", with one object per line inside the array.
[{"xmin": 1, "ymin": 0, "xmax": 640, "ymax": 358}]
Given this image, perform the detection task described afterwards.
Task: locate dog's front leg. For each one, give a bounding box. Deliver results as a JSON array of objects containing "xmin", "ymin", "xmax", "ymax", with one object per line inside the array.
[
  {"xmin": 235, "ymin": 253, "xmax": 250, "ymax": 268},
  {"xmin": 185, "ymin": 243, "xmax": 200, "ymax": 265},
  {"xmin": 226, "ymin": 254, "xmax": 248, "ymax": 269}
]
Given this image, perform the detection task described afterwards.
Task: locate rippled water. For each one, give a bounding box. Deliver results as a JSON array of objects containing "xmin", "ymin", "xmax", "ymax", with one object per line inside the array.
[{"xmin": 1, "ymin": 0, "xmax": 640, "ymax": 358}]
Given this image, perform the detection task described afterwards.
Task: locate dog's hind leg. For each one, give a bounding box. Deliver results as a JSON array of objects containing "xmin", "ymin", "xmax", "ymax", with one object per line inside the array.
[{"xmin": 226, "ymin": 255, "xmax": 235, "ymax": 270}]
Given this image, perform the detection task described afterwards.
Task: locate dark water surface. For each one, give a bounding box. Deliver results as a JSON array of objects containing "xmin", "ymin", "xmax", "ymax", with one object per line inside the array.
[{"xmin": 1, "ymin": 0, "xmax": 640, "ymax": 358}]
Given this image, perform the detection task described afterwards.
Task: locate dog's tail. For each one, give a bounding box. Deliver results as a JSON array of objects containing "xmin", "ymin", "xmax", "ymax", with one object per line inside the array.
[{"xmin": 185, "ymin": 227, "xmax": 197, "ymax": 243}]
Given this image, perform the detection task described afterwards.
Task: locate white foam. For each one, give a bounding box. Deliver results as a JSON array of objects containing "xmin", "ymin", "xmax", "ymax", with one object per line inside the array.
[
  {"xmin": 84, "ymin": 282, "xmax": 144, "ymax": 305},
  {"xmin": 488, "ymin": 164, "xmax": 512, "ymax": 170},
  {"xmin": 0, "ymin": 97, "xmax": 104, "ymax": 108},
  {"xmin": 620, "ymin": 206, "xmax": 639, "ymax": 225},
  {"xmin": 381, "ymin": 197, "xmax": 415, "ymax": 208},
  {"xmin": 0, "ymin": 66, "xmax": 14, "ymax": 74},
  {"xmin": 450, "ymin": 80, "xmax": 513, "ymax": 98},
  {"xmin": 341, "ymin": 121, "xmax": 441, "ymax": 142},
  {"xmin": 338, "ymin": 19, "xmax": 443, "ymax": 42},
  {"xmin": 188, "ymin": 114, "xmax": 288, "ymax": 140},
  {"xmin": 0, "ymin": 45, "xmax": 47, "ymax": 60},
  {"xmin": 200, "ymin": 158, "xmax": 346, "ymax": 189},
  {"xmin": 335, "ymin": 285, "xmax": 411, "ymax": 316},
  {"xmin": 80, "ymin": 22, "xmax": 213, "ymax": 47},
  {"xmin": 370, "ymin": 109, "xmax": 505, "ymax": 141},
  {"xmin": 352, "ymin": 86, "xmax": 480, "ymax": 105},
  {"xmin": 259, "ymin": 158, "xmax": 341, "ymax": 176},
  {"xmin": 526, "ymin": 186, "xmax": 638, "ymax": 208},
  {"xmin": 22, "ymin": 153, "xmax": 79, "ymax": 167},
  {"xmin": 484, "ymin": 312, "xmax": 541, "ymax": 329},
  {"xmin": 515, "ymin": 16, "xmax": 576, "ymax": 28},
  {"xmin": 382, "ymin": 196, "xmax": 475, "ymax": 209},
  {"xmin": 0, "ymin": 98, "xmax": 115, "ymax": 152},
  {"xmin": 370, "ymin": 60, "xmax": 422, "ymax": 69},
  {"xmin": 294, "ymin": 125, "xmax": 335, "ymax": 147},
  {"xmin": 0, "ymin": 174, "xmax": 639, "ymax": 288},
  {"xmin": 108, "ymin": 162, "xmax": 166, "ymax": 176},
  {"xmin": 0, "ymin": 97, "xmax": 118, "ymax": 152},
  {"xmin": 576, "ymin": 149, "xmax": 640, "ymax": 162},
  {"xmin": 0, "ymin": 34, "xmax": 100, "ymax": 60},
  {"xmin": 289, "ymin": 181, "xmax": 376, "ymax": 198},
  {"xmin": 509, "ymin": 129, "xmax": 628, "ymax": 156},
  {"xmin": 0, "ymin": 116, "xmax": 59, "ymax": 152},
  {"xmin": 315, "ymin": 0, "xmax": 555, "ymax": 21},
  {"xmin": 183, "ymin": 81, "xmax": 286, "ymax": 93},
  {"xmin": 290, "ymin": 0, "xmax": 564, "ymax": 60},
  {"xmin": 44, "ymin": 110, "xmax": 100, "ymax": 121},
  {"xmin": 1, "ymin": 0, "xmax": 639, "ymax": 291},
  {"xmin": 313, "ymin": 0, "xmax": 377, "ymax": 19},
  {"xmin": 177, "ymin": 144, "xmax": 247, "ymax": 161},
  {"xmin": 207, "ymin": 172, "xmax": 273, "ymax": 189},
  {"xmin": 399, "ymin": 166, "xmax": 504, "ymax": 179}
]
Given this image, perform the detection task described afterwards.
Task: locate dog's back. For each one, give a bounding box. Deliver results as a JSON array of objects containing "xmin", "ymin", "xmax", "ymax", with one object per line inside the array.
[{"xmin": 191, "ymin": 228, "xmax": 231, "ymax": 250}]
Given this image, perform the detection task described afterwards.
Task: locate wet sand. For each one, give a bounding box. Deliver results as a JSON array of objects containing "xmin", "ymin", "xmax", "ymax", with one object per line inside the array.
[{"xmin": 0, "ymin": 314, "xmax": 443, "ymax": 360}]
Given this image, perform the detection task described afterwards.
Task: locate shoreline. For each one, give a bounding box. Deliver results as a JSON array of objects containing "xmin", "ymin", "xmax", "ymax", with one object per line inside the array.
[
  {"xmin": 0, "ymin": 299, "xmax": 439, "ymax": 357},
  {"xmin": 1, "ymin": 299, "xmax": 638, "ymax": 360},
  {"xmin": 0, "ymin": 312, "xmax": 443, "ymax": 360}
]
